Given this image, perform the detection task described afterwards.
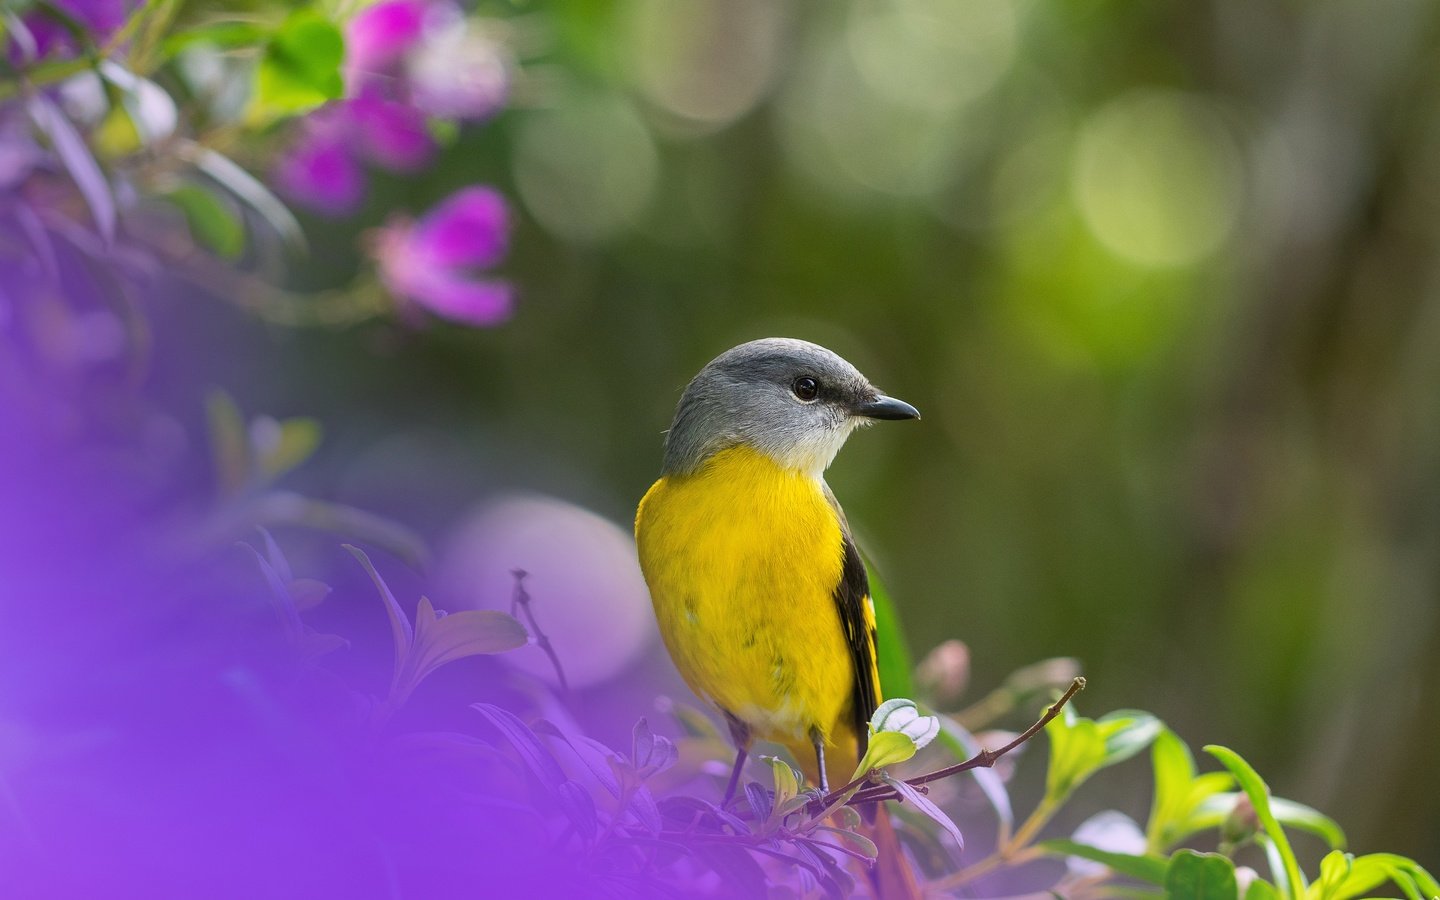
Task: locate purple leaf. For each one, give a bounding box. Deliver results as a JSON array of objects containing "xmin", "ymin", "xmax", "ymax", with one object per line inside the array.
[
  {"xmin": 694, "ymin": 844, "xmax": 767, "ymax": 897},
  {"xmin": 287, "ymin": 578, "xmax": 331, "ymax": 611},
  {"xmin": 472, "ymin": 703, "xmax": 567, "ymax": 792},
  {"xmin": 811, "ymin": 826, "xmax": 878, "ymax": 863},
  {"xmin": 880, "ymin": 773, "xmax": 964, "ymax": 852},
  {"xmin": 631, "ymin": 718, "xmax": 677, "ymax": 777},
  {"xmin": 28, "ymin": 95, "xmax": 115, "ymax": 244},
  {"xmin": 243, "ymin": 543, "xmax": 303, "ymax": 636},
  {"xmin": 410, "ymin": 597, "xmax": 527, "ymax": 673},
  {"xmin": 532, "ymin": 721, "xmax": 622, "ymax": 799},
  {"xmin": 657, "ymin": 795, "xmax": 749, "ymax": 835},
  {"xmin": 627, "ymin": 785, "xmax": 663, "ymax": 835},
  {"xmin": 257, "ymin": 527, "xmax": 293, "ymax": 583},
  {"xmin": 744, "ymin": 783, "xmax": 772, "ymax": 824},
  {"xmin": 790, "ymin": 841, "xmax": 848, "ymax": 900},
  {"xmin": 556, "ymin": 781, "xmax": 597, "ymax": 840},
  {"xmin": 632, "ymin": 718, "xmax": 656, "ymax": 767},
  {"xmin": 344, "ymin": 544, "xmax": 412, "ymax": 691}
]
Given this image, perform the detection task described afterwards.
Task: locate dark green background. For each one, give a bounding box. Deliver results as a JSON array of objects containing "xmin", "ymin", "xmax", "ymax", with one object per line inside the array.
[{"xmin": 237, "ymin": 0, "xmax": 1440, "ymax": 868}]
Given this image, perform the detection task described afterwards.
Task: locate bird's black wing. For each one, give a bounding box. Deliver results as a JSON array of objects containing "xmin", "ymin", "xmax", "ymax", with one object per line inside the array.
[
  {"xmin": 823, "ymin": 483, "xmax": 882, "ymax": 758},
  {"xmin": 836, "ymin": 531, "xmax": 881, "ymax": 751}
]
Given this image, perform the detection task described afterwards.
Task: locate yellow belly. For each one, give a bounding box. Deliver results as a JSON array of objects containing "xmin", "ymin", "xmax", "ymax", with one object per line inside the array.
[{"xmin": 635, "ymin": 447, "xmax": 858, "ymax": 771}]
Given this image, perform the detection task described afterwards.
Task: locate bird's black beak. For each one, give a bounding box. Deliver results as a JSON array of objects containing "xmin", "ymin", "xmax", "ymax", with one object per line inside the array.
[{"xmin": 853, "ymin": 395, "xmax": 921, "ymax": 421}]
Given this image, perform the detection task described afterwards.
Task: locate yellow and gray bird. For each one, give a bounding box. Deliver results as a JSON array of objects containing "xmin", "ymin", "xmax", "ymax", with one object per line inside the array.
[{"xmin": 635, "ymin": 337, "xmax": 920, "ymax": 894}]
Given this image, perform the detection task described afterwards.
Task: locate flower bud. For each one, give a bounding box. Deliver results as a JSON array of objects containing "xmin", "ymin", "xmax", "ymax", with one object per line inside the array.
[
  {"xmin": 1222, "ymin": 794, "xmax": 1259, "ymax": 846},
  {"xmin": 870, "ymin": 698, "xmax": 940, "ymax": 750},
  {"xmin": 915, "ymin": 639, "xmax": 970, "ymax": 705}
]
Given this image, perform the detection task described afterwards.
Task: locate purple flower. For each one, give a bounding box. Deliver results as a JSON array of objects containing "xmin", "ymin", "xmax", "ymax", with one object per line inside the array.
[
  {"xmin": 345, "ymin": 0, "xmax": 428, "ymax": 77},
  {"xmin": 274, "ymin": 91, "xmax": 435, "ymax": 214},
  {"xmin": 408, "ymin": 26, "xmax": 510, "ymax": 121},
  {"xmin": 347, "ymin": 92, "xmax": 436, "ymax": 172},
  {"xmin": 374, "ymin": 186, "xmax": 513, "ymax": 326},
  {"xmin": 274, "ymin": 132, "xmax": 365, "ymax": 217},
  {"xmin": 16, "ymin": 0, "xmax": 130, "ymax": 61}
]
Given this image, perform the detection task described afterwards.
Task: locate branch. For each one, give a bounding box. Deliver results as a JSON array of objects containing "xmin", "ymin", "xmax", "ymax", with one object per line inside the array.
[
  {"xmin": 845, "ymin": 677, "xmax": 1085, "ymax": 807},
  {"xmin": 511, "ymin": 569, "xmax": 570, "ymax": 693}
]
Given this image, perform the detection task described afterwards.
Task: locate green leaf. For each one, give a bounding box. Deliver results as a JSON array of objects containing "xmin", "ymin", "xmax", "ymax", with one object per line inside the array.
[
  {"xmin": 851, "ymin": 730, "xmax": 917, "ymax": 779},
  {"xmin": 1044, "ymin": 704, "xmax": 1107, "ymax": 803},
  {"xmin": 1269, "ymin": 798, "xmax": 1345, "ymax": 852},
  {"xmin": 1148, "ymin": 728, "xmax": 1237, "ymax": 851},
  {"xmin": 1045, "ymin": 707, "xmax": 1160, "ymax": 807},
  {"xmin": 1148, "ymin": 728, "xmax": 1194, "ymax": 849},
  {"xmin": 165, "ymin": 184, "xmax": 244, "ymax": 259},
  {"xmin": 1205, "ymin": 746, "xmax": 1305, "ymax": 900},
  {"xmin": 864, "ymin": 557, "xmax": 915, "ymax": 700},
  {"xmin": 1310, "ymin": 853, "xmax": 1440, "ymax": 900},
  {"xmin": 1245, "ymin": 880, "xmax": 1282, "ymax": 900},
  {"xmin": 206, "ymin": 389, "xmax": 250, "ymax": 494},
  {"xmin": 185, "ymin": 143, "xmax": 305, "ymax": 251},
  {"xmin": 762, "ymin": 756, "xmax": 800, "ymax": 812},
  {"xmin": 1166, "ymin": 850, "xmax": 1238, "ymax": 900},
  {"xmin": 253, "ymin": 416, "xmax": 321, "ymax": 479},
  {"xmin": 1037, "ymin": 838, "xmax": 1168, "ymax": 884},
  {"xmin": 250, "ymin": 8, "xmax": 344, "ymax": 120},
  {"xmin": 1096, "ymin": 710, "xmax": 1163, "ymax": 764},
  {"xmin": 161, "ymin": 20, "xmax": 270, "ymax": 57}
]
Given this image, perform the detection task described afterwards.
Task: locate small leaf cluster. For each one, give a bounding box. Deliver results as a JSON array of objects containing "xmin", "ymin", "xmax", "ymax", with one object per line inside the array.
[{"xmin": 239, "ymin": 536, "xmax": 1436, "ymax": 899}]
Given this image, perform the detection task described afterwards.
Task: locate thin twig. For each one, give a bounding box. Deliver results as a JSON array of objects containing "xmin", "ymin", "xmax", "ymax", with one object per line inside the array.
[
  {"xmin": 844, "ymin": 677, "xmax": 1085, "ymax": 807},
  {"xmin": 510, "ymin": 569, "xmax": 570, "ymax": 693}
]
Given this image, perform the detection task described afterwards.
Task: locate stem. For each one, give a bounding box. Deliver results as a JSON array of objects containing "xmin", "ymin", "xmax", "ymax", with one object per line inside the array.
[
  {"xmin": 846, "ymin": 677, "xmax": 1085, "ymax": 807},
  {"xmin": 934, "ymin": 845, "xmax": 1046, "ymax": 892},
  {"xmin": 511, "ymin": 569, "xmax": 570, "ymax": 693},
  {"xmin": 814, "ymin": 768, "xmax": 879, "ymax": 814},
  {"xmin": 926, "ymin": 792, "xmax": 1061, "ymax": 891}
]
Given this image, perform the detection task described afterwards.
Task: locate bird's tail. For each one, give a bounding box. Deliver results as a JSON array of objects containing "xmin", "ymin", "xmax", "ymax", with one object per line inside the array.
[{"xmin": 864, "ymin": 804, "xmax": 922, "ymax": 899}]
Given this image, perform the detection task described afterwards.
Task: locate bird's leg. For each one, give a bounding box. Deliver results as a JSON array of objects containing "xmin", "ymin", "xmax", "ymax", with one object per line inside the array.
[
  {"xmin": 809, "ymin": 725, "xmax": 829, "ymax": 795},
  {"xmin": 722, "ymin": 711, "xmax": 752, "ymax": 806}
]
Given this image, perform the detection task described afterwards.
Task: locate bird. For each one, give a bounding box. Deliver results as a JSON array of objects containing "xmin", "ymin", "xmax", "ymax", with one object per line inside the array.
[{"xmin": 635, "ymin": 337, "xmax": 921, "ymax": 895}]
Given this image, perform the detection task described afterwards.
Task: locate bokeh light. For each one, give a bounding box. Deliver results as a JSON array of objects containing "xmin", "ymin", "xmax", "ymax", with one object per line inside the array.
[
  {"xmin": 436, "ymin": 494, "xmax": 656, "ymax": 688},
  {"xmin": 513, "ymin": 92, "xmax": 658, "ymax": 242},
  {"xmin": 1072, "ymin": 89, "xmax": 1245, "ymax": 267}
]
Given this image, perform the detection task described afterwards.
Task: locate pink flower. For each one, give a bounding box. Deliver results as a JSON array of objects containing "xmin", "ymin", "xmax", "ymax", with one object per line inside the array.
[
  {"xmin": 346, "ymin": 92, "xmax": 435, "ymax": 172},
  {"xmin": 274, "ymin": 132, "xmax": 365, "ymax": 217},
  {"xmin": 274, "ymin": 89, "xmax": 436, "ymax": 215},
  {"xmin": 345, "ymin": 0, "xmax": 428, "ymax": 77},
  {"xmin": 374, "ymin": 187, "xmax": 512, "ymax": 326},
  {"xmin": 408, "ymin": 26, "xmax": 509, "ymax": 121}
]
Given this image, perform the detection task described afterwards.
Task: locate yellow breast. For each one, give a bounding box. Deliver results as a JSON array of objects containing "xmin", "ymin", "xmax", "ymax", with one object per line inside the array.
[{"xmin": 635, "ymin": 446, "xmax": 856, "ymax": 747}]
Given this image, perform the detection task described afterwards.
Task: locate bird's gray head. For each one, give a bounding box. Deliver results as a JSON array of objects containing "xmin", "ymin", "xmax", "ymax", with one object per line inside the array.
[{"xmin": 662, "ymin": 338, "xmax": 919, "ymax": 476}]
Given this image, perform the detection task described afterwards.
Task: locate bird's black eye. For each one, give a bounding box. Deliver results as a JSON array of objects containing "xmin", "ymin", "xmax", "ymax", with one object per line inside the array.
[{"xmin": 792, "ymin": 376, "xmax": 819, "ymax": 402}]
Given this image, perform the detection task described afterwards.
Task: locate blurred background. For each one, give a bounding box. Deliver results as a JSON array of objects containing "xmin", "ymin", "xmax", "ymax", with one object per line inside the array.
[
  {"xmin": 232, "ymin": 0, "xmax": 1440, "ymax": 863},
  {"xmin": 8, "ymin": 0, "xmax": 1440, "ymax": 883}
]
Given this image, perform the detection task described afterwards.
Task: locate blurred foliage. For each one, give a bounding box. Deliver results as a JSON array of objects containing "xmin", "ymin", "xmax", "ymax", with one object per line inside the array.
[{"xmin": 239, "ymin": 0, "xmax": 1440, "ymax": 865}]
